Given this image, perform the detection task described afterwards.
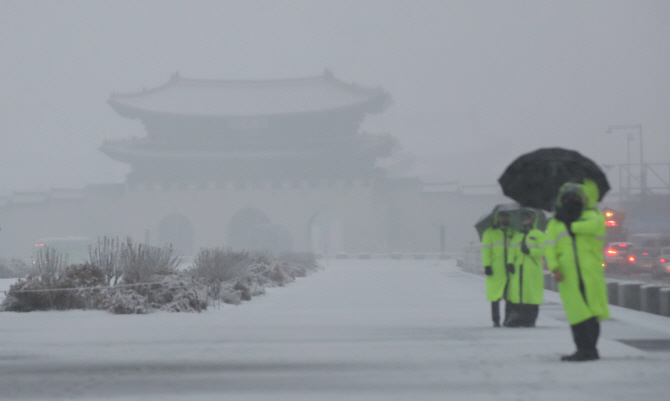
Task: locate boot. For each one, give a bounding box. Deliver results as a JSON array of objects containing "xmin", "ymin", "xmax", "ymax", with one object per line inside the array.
[
  {"xmin": 504, "ymin": 303, "xmax": 523, "ymax": 327},
  {"xmin": 561, "ymin": 319, "xmax": 598, "ymax": 362},
  {"xmin": 583, "ymin": 318, "xmax": 600, "ymax": 360},
  {"xmin": 503, "ymin": 300, "xmax": 513, "ymax": 326},
  {"xmin": 520, "ymin": 305, "xmax": 539, "ymax": 327},
  {"xmin": 491, "ymin": 301, "xmax": 501, "ymax": 327},
  {"xmin": 561, "ymin": 350, "xmax": 595, "ymax": 361}
]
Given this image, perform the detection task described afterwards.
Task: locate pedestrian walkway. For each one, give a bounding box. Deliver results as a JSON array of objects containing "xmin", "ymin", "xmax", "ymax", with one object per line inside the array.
[{"xmin": 0, "ymin": 259, "xmax": 669, "ymax": 400}]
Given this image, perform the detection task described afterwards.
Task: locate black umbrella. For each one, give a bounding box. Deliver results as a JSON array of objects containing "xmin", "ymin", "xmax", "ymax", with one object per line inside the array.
[{"xmin": 498, "ymin": 147, "xmax": 610, "ymax": 211}]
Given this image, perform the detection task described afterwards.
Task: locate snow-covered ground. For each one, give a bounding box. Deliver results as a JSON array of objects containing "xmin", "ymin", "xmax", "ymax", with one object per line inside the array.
[
  {"xmin": 0, "ymin": 278, "xmax": 16, "ymax": 303},
  {"xmin": 1, "ymin": 259, "xmax": 669, "ymax": 400}
]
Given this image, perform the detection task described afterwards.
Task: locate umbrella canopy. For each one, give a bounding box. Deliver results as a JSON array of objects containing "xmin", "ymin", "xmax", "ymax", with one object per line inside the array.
[
  {"xmin": 498, "ymin": 147, "xmax": 610, "ymax": 211},
  {"xmin": 475, "ymin": 204, "xmax": 548, "ymax": 240},
  {"xmin": 475, "ymin": 203, "xmax": 516, "ymax": 240},
  {"xmin": 515, "ymin": 207, "xmax": 549, "ymax": 232}
]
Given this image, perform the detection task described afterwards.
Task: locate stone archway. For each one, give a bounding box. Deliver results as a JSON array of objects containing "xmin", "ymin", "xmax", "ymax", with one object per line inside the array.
[
  {"xmin": 227, "ymin": 208, "xmax": 271, "ymax": 251},
  {"xmin": 157, "ymin": 213, "xmax": 194, "ymax": 256},
  {"xmin": 248, "ymin": 223, "xmax": 294, "ymax": 254},
  {"xmin": 308, "ymin": 211, "xmax": 344, "ymax": 255}
]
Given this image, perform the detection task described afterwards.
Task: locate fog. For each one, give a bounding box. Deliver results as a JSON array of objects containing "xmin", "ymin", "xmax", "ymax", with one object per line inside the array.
[{"xmin": 1, "ymin": 0, "xmax": 669, "ymax": 195}]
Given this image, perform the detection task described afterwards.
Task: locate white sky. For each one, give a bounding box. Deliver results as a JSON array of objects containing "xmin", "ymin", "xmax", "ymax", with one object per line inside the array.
[{"xmin": 1, "ymin": 0, "xmax": 669, "ymax": 194}]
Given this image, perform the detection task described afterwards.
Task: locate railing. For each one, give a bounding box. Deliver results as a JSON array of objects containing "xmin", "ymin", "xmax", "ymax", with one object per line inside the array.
[{"xmin": 608, "ymin": 163, "xmax": 670, "ymax": 200}]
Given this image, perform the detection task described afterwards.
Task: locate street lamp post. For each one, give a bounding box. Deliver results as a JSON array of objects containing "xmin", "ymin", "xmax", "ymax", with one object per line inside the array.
[
  {"xmin": 625, "ymin": 134, "xmax": 634, "ymax": 197},
  {"xmin": 606, "ymin": 124, "xmax": 644, "ymax": 198}
]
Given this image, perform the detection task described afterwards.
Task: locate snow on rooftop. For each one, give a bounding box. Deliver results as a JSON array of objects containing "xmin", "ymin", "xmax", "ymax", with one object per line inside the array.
[{"xmin": 108, "ymin": 71, "xmax": 389, "ymax": 118}]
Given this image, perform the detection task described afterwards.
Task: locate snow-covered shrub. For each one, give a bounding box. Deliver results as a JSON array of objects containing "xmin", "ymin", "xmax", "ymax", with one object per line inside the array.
[
  {"xmin": 38, "ymin": 270, "xmax": 208, "ymax": 314},
  {"xmin": 144, "ymin": 271, "xmax": 207, "ymax": 312},
  {"xmin": 99, "ymin": 288, "xmax": 149, "ymax": 315},
  {"xmin": 1, "ymin": 243, "xmax": 319, "ymax": 314},
  {"xmin": 2, "ymin": 247, "xmax": 71, "ymax": 311},
  {"xmin": 1, "ymin": 262, "xmax": 107, "ymax": 312},
  {"xmin": 88, "ymin": 237, "xmax": 124, "ymax": 285},
  {"xmin": 32, "ymin": 247, "xmax": 68, "ymax": 288},
  {"xmin": 191, "ymin": 248, "xmax": 251, "ymax": 301},
  {"xmin": 276, "ymin": 252, "xmax": 318, "ymax": 278},
  {"xmin": 192, "ymin": 248, "xmax": 249, "ymax": 281},
  {"xmin": 2, "ymin": 279, "xmax": 54, "ymax": 312},
  {"xmin": 189, "ymin": 249, "xmax": 318, "ymax": 305},
  {"xmin": 270, "ymin": 263, "xmax": 292, "ymax": 286},
  {"xmin": 120, "ymin": 238, "xmax": 180, "ymax": 284}
]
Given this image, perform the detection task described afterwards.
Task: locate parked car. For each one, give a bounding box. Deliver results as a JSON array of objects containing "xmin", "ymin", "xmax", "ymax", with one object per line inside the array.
[
  {"xmin": 627, "ymin": 247, "xmax": 660, "ymax": 274},
  {"xmin": 603, "ymin": 242, "xmax": 635, "ymax": 272},
  {"xmin": 651, "ymin": 247, "xmax": 670, "ymax": 279}
]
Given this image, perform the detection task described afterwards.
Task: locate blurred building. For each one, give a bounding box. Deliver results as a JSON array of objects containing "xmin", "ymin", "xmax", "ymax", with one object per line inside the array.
[{"xmin": 0, "ymin": 72, "xmax": 505, "ymax": 258}]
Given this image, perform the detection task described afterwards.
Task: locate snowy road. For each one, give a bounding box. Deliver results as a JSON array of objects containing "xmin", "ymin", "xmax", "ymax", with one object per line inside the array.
[{"xmin": 1, "ymin": 259, "xmax": 670, "ymax": 400}]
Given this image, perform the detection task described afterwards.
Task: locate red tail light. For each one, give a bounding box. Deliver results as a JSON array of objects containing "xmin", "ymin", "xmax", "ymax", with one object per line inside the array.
[
  {"xmin": 660, "ymin": 258, "xmax": 666, "ymax": 263},
  {"xmin": 618, "ymin": 244, "xmax": 628, "ymax": 247},
  {"xmin": 607, "ymin": 249, "xmax": 618, "ymax": 255},
  {"xmin": 629, "ymin": 255, "xmax": 636, "ymax": 262}
]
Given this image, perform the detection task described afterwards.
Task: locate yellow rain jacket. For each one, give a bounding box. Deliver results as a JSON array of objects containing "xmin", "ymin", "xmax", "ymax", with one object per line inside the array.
[
  {"xmin": 544, "ymin": 180, "xmax": 610, "ymax": 325},
  {"xmin": 507, "ymin": 219, "xmax": 545, "ymax": 305},
  {"xmin": 481, "ymin": 212, "xmax": 516, "ymax": 302}
]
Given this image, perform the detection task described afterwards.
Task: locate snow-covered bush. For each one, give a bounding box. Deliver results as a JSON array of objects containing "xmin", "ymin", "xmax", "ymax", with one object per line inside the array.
[
  {"xmin": 120, "ymin": 238, "xmax": 180, "ymax": 284},
  {"xmin": 32, "ymin": 247, "xmax": 68, "ymax": 288},
  {"xmin": 99, "ymin": 288, "xmax": 149, "ymax": 315},
  {"xmin": 88, "ymin": 237, "xmax": 124, "ymax": 285},
  {"xmin": 1, "ymin": 240, "xmax": 319, "ymax": 314},
  {"xmin": 96, "ymin": 274, "xmax": 207, "ymax": 314},
  {"xmin": 2, "ymin": 261, "xmax": 107, "ymax": 312},
  {"xmin": 190, "ymin": 249, "xmax": 319, "ymax": 305},
  {"xmin": 191, "ymin": 248, "xmax": 250, "ymax": 301},
  {"xmin": 276, "ymin": 252, "xmax": 318, "ymax": 278}
]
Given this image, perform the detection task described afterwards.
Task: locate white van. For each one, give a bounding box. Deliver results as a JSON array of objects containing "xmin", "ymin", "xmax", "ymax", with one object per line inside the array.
[{"xmin": 32, "ymin": 237, "xmax": 91, "ymax": 265}]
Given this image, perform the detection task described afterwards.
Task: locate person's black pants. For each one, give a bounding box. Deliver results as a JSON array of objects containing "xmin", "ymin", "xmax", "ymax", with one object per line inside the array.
[
  {"xmin": 502, "ymin": 303, "xmax": 538, "ymax": 327},
  {"xmin": 491, "ymin": 300, "xmax": 500, "ymax": 324},
  {"xmin": 491, "ymin": 300, "xmax": 513, "ymax": 324}
]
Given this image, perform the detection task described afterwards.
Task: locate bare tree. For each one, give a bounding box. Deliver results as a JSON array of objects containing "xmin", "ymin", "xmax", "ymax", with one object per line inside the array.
[
  {"xmin": 33, "ymin": 247, "xmax": 67, "ymax": 287},
  {"xmin": 89, "ymin": 237, "xmax": 124, "ymax": 285},
  {"xmin": 121, "ymin": 238, "xmax": 181, "ymax": 284}
]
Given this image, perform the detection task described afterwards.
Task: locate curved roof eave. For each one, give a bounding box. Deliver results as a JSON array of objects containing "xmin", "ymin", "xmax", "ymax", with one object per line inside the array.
[
  {"xmin": 108, "ymin": 94, "xmax": 390, "ymax": 120},
  {"xmin": 107, "ymin": 73, "xmax": 391, "ymax": 119}
]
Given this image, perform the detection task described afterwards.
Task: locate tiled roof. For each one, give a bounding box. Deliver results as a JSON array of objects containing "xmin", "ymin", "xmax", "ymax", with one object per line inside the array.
[
  {"xmin": 7, "ymin": 189, "xmax": 85, "ymax": 205},
  {"xmin": 11, "ymin": 192, "xmax": 48, "ymax": 204},
  {"xmin": 108, "ymin": 71, "xmax": 390, "ymax": 118},
  {"xmin": 49, "ymin": 188, "xmax": 85, "ymax": 200},
  {"xmin": 99, "ymin": 138, "xmax": 324, "ymax": 163}
]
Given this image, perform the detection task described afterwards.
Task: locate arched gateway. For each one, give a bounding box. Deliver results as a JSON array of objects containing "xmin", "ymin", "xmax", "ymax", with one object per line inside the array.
[
  {"xmin": 0, "ymin": 72, "xmax": 511, "ymax": 259},
  {"xmin": 157, "ymin": 213, "xmax": 194, "ymax": 255},
  {"xmin": 100, "ymin": 72, "xmax": 397, "ymax": 253}
]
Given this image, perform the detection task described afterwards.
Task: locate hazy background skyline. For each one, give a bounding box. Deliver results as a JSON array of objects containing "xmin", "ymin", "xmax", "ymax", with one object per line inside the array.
[{"xmin": 2, "ymin": 0, "xmax": 669, "ymax": 196}]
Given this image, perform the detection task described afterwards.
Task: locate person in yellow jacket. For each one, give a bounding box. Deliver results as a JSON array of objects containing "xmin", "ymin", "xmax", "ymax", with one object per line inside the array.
[
  {"xmin": 505, "ymin": 209, "xmax": 545, "ymax": 327},
  {"xmin": 481, "ymin": 210, "xmax": 516, "ymax": 327},
  {"xmin": 544, "ymin": 179, "xmax": 609, "ymax": 361}
]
